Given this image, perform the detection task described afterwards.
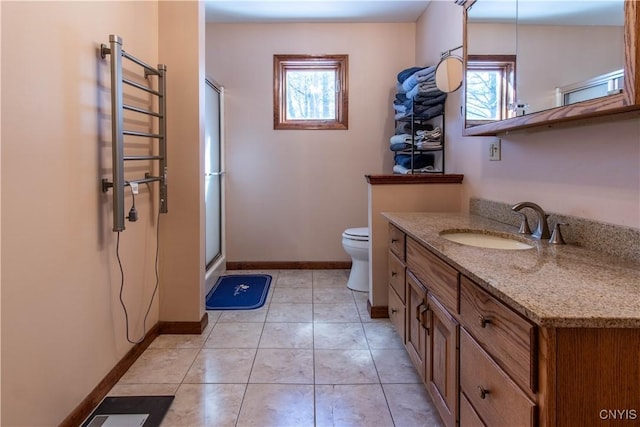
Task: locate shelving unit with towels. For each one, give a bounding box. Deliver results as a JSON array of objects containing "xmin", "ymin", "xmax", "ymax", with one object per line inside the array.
[{"xmin": 100, "ymin": 34, "xmax": 168, "ymax": 232}]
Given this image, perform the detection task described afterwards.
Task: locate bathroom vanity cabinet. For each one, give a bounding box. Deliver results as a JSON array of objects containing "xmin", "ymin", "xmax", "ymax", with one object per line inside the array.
[{"xmin": 386, "ymin": 221, "xmax": 640, "ymax": 427}]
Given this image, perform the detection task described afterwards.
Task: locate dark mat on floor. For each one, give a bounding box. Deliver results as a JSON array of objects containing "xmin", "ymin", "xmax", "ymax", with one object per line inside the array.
[
  {"xmin": 82, "ymin": 395, "xmax": 174, "ymax": 427},
  {"xmin": 205, "ymin": 274, "xmax": 272, "ymax": 310}
]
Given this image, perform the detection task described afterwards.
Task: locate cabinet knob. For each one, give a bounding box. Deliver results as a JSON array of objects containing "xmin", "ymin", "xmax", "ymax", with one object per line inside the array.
[
  {"xmin": 391, "ymin": 308, "xmax": 397, "ymax": 314},
  {"xmin": 478, "ymin": 315, "xmax": 491, "ymax": 328},
  {"xmin": 416, "ymin": 303, "xmax": 425, "ymax": 323},
  {"xmin": 391, "ymin": 271, "xmax": 397, "ymax": 277},
  {"xmin": 391, "ymin": 238, "xmax": 398, "ymax": 243},
  {"xmin": 478, "ymin": 385, "xmax": 490, "ymax": 400}
]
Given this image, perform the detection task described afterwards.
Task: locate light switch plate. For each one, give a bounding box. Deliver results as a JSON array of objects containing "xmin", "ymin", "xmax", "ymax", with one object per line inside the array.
[{"xmin": 489, "ymin": 138, "xmax": 501, "ymax": 161}]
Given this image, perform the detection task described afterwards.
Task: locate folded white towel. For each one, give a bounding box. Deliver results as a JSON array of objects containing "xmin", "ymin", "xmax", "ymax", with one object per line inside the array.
[
  {"xmin": 390, "ymin": 134, "xmax": 412, "ymax": 145},
  {"xmin": 393, "ymin": 164, "xmax": 437, "ymax": 174}
]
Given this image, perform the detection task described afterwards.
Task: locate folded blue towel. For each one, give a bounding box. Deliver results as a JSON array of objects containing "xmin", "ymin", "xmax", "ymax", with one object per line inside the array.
[
  {"xmin": 397, "ymin": 66, "xmax": 423, "ymax": 84},
  {"xmin": 418, "ymin": 93, "xmax": 447, "ymax": 107},
  {"xmin": 390, "ymin": 142, "xmax": 412, "ymax": 152},
  {"xmin": 394, "ymin": 153, "xmax": 435, "ymax": 169}
]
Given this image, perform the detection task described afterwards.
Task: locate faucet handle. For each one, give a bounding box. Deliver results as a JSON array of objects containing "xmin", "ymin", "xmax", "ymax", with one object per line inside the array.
[
  {"xmin": 550, "ymin": 222, "xmax": 568, "ymax": 245},
  {"xmin": 514, "ymin": 211, "xmax": 532, "ymax": 235}
]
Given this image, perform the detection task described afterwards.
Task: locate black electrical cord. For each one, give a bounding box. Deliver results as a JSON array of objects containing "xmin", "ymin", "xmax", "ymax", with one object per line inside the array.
[
  {"xmin": 115, "ymin": 193, "xmax": 161, "ymax": 344},
  {"xmin": 127, "ymin": 182, "xmax": 138, "ymax": 222}
]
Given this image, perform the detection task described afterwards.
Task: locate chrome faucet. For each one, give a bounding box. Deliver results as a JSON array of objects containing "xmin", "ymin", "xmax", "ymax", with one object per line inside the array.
[{"xmin": 511, "ymin": 201, "xmax": 551, "ymax": 240}]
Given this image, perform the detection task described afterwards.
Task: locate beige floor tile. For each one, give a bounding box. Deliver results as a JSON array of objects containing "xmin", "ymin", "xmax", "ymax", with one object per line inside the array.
[
  {"xmin": 363, "ymin": 320, "xmax": 405, "ymax": 349},
  {"xmin": 354, "ymin": 292, "xmax": 373, "ymax": 322},
  {"xmin": 183, "ymin": 348, "xmax": 256, "ymax": 383},
  {"xmin": 113, "ymin": 270, "xmax": 444, "ymax": 427},
  {"xmin": 205, "ymin": 310, "xmax": 223, "ymax": 324},
  {"xmin": 266, "ymin": 303, "xmax": 313, "ymax": 322},
  {"xmin": 275, "ymin": 270, "xmax": 313, "ymax": 288},
  {"xmin": 160, "ymin": 383, "xmax": 246, "ymax": 427},
  {"xmin": 217, "ymin": 307, "xmax": 268, "ymax": 323},
  {"xmin": 259, "ymin": 322, "xmax": 313, "ymax": 349},
  {"xmin": 312, "ymin": 270, "xmax": 349, "ymax": 287},
  {"xmin": 314, "ymin": 349, "xmax": 379, "ymax": 384},
  {"xmin": 108, "ymin": 383, "xmax": 179, "ymax": 397},
  {"xmin": 236, "ymin": 384, "xmax": 315, "ymax": 427},
  {"xmin": 383, "ymin": 383, "xmax": 444, "ymax": 427},
  {"xmin": 249, "ymin": 348, "xmax": 314, "ymax": 384},
  {"xmin": 148, "ymin": 320, "xmax": 213, "ymax": 349},
  {"xmin": 314, "ymin": 322, "xmax": 368, "ymax": 349},
  {"xmin": 313, "ymin": 287, "xmax": 356, "ymax": 304},
  {"xmin": 371, "ymin": 349, "xmax": 422, "ymax": 383},
  {"xmin": 119, "ymin": 349, "xmax": 199, "ymax": 384},
  {"xmin": 315, "ymin": 384, "xmax": 394, "ymax": 427},
  {"xmin": 270, "ymin": 286, "xmax": 313, "ymax": 303},
  {"xmin": 148, "ymin": 334, "xmax": 208, "ymax": 350},
  {"xmin": 313, "ymin": 303, "xmax": 360, "ymax": 322},
  {"xmin": 204, "ymin": 322, "xmax": 263, "ymax": 348}
]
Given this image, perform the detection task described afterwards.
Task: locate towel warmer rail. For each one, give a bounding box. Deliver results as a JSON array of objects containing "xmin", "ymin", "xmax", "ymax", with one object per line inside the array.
[{"xmin": 100, "ymin": 34, "xmax": 168, "ymax": 232}]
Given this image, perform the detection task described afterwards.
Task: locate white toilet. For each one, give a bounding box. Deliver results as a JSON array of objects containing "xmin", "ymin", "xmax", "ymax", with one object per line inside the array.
[{"xmin": 341, "ymin": 227, "xmax": 370, "ymax": 292}]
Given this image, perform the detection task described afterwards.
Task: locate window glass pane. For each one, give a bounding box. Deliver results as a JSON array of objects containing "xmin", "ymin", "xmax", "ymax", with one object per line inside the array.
[
  {"xmin": 285, "ymin": 70, "xmax": 336, "ymax": 120},
  {"xmin": 466, "ymin": 70, "xmax": 502, "ymax": 121}
]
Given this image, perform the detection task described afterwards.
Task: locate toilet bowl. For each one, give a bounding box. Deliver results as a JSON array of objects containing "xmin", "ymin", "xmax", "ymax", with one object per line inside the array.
[{"xmin": 341, "ymin": 227, "xmax": 370, "ymax": 292}]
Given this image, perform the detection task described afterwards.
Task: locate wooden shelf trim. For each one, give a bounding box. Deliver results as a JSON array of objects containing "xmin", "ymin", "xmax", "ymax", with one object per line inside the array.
[{"xmin": 365, "ymin": 174, "xmax": 464, "ymax": 185}]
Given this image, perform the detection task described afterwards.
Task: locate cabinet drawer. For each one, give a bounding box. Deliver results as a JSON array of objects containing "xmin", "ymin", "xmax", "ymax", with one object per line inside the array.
[
  {"xmin": 460, "ymin": 329, "xmax": 537, "ymax": 427},
  {"xmin": 389, "ymin": 223, "xmax": 406, "ymax": 260},
  {"xmin": 388, "ymin": 252, "xmax": 405, "ymax": 303},
  {"xmin": 460, "ymin": 391, "xmax": 486, "ymax": 427},
  {"xmin": 460, "ymin": 276, "xmax": 537, "ymax": 393},
  {"xmin": 388, "ymin": 287, "xmax": 405, "ymax": 343},
  {"xmin": 406, "ymin": 237, "xmax": 459, "ymax": 314}
]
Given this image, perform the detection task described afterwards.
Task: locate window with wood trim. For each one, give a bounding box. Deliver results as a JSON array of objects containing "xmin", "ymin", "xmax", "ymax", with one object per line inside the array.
[
  {"xmin": 466, "ymin": 55, "xmax": 516, "ymax": 125},
  {"xmin": 274, "ymin": 54, "xmax": 348, "ymax": 130}
]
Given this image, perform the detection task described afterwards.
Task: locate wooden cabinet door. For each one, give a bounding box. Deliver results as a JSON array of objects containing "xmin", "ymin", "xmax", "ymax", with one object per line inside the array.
[
  {"xmin": 426, "ymin": 293, "xmax": 459, "ymax": 427},
  {"xmin": 405, "ymin": 271, "xmax": 428, "ymax": 379}
]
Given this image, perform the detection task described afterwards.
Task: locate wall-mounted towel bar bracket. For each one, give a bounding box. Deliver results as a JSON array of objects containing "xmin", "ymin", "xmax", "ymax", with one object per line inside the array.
[
  {"xmin": 102, "ymin": 176, "xmax": 163, "ymax": 193},
  {"xmin": 101, "ymin": 34, "xmax": 168, "ymax": 232}
]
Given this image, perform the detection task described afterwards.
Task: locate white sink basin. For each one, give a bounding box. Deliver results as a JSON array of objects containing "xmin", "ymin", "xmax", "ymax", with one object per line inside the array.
[{"xmin": 440, "ymin": 230, "xmax": 534, "ymax": 250}]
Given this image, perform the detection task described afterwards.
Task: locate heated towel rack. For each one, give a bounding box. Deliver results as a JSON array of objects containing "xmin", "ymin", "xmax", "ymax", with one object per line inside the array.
[{"xmin": 101, "ymin": 34, "xmax": 168, "ymax": 232}]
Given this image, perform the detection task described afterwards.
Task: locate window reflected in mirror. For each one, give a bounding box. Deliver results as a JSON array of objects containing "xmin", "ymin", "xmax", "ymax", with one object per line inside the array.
[{"xmin": 466, "ymin": 55, "xmax": 516, "ymax": 126}]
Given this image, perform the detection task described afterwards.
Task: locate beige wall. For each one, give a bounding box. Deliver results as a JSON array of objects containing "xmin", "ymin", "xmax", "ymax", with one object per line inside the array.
[
  {"xmin": 368, "ymin": 184, "xmax": 462, "ymax": 308},
  {"xmin": 517, "ymin": 25, "xmax": 623, "ymax": 113},
  {"xmin": 1, "ymin": 1, "xmax": 204, "ymax": 425},
  {"xmin": 158, "ymin": 1, "xmax": 206, "ymax": 322},
  {"xmin": 418, "ymin": 2, "xmax": 640, "ymax": 229},
  {"xmin": 206, "ymin": 23, "xmax": 416, "ymax": 262}
]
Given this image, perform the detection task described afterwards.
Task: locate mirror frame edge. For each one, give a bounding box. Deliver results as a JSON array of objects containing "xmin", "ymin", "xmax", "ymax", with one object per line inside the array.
[{"xmin": 463, "ymin": 0, "xmax": 640, "ymax": 136}]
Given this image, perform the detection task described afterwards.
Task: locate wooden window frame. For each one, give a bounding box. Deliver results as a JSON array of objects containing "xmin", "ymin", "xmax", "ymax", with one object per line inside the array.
[
  {"xmin": 273, "ymin": 54, "xmax": 349, "ymax": 130},
  {"xmin": 466, "ymin": 54, "xmax": 516, "ymax": 126}
]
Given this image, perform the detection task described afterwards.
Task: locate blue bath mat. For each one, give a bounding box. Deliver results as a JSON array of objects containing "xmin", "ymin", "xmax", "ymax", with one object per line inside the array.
[{"xmin": 205, "ymin": 274, "xmax": 271, "ymax": 310}]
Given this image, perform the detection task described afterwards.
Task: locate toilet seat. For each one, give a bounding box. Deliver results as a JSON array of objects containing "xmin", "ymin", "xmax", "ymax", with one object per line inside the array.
[{"xmin": 342, "ymin": 227, "xmax": 369, "ymax": 242}]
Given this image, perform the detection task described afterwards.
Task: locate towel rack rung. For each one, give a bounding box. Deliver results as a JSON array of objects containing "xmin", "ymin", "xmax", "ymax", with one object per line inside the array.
[
  {"xmin": 123, "ymin": 78, "xmax": 162, "ymax": 97},
  {"xmin": 124, "ymin": 155, "xmax": 164, "ymax": 161},
  {"xmin": 122, "ymin": 50, "xmax": 159, "ymax": 75},
  {"xmin": 123, "ymin": 130, "xmax": 163, "ymax": 139},
  {"xmin": 123, "ymin": 104, "xmax": 162, "ymax": 118}
]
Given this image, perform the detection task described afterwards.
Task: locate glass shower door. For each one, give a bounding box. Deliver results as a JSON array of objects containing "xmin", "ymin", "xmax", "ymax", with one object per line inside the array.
[{"xmin": 205, "ymin": 80, "xmax": 222, "ymax": 268}]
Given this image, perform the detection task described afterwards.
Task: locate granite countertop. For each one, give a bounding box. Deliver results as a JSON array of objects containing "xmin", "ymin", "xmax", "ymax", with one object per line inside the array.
[{"xmin": 383, "ymin": 212, "xmax": 640, "ymax": 328}]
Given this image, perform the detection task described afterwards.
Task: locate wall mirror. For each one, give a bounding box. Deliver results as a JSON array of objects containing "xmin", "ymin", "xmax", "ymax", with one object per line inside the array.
[
  {"xmin": 463, "ymin": 0, "xmax": 639, "ymax": 136},
  {"xmin": 435, "ymin": 55, "xmax": 464, "ymax": 93}
]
